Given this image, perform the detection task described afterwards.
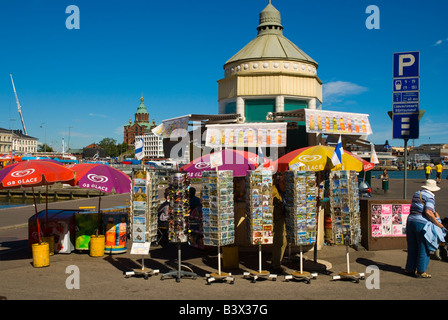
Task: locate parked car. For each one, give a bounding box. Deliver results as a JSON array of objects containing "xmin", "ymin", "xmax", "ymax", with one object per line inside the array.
[{"xmin": 358, "ymin": 179, "xmax": 372, "ymax": 198}]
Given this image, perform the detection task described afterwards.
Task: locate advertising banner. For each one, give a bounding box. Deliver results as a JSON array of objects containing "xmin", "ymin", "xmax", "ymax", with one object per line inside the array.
[
  {"xmin": 304, "ymin": 109, "xmax": 372, "ymax": 136},
  {"xmin": 205, "ymin": 122, "xmax": 287, "ymax": 148}
]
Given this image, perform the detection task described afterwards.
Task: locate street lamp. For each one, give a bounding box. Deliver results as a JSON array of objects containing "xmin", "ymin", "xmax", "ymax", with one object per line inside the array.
[
  {"xmin": 67, "ymin": 126, "xmax": 73, "ymax": 153},
  {"xmin": 40, "ymin": 123, "xmax": 47, "ymax": 153}
]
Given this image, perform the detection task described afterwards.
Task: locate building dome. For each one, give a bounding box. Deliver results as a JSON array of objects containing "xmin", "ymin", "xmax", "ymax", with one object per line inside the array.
[
  {"xmin": 224, "ymin": 1, "xmax": 317, "ymax": 67},
  {"xmin": 136, "ymin": 96, "xmax": 149, "ymax": 114}
]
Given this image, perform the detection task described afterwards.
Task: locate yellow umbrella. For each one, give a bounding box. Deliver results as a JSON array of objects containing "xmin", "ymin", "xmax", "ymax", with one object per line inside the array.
[{"xmin": 277, "ymin": 145, "xmax": 373, "ymax": 172}]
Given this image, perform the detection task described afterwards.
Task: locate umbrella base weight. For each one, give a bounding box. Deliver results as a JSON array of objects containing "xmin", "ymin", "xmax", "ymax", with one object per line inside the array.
[
  {"xmin": 206, "ymin": 272, "xmax": 234, "ymax": 284},
  {"xmin": 125, "ymin": 268, "xmax": 159, "ymax": 280},
  {"xmin": 285, "ymin": 271, "xmax": 317, "ymax": 284},
  {"xmin": 332, "ymin": 272, "xmax": 365, "ymax": 283},
  {"xmin": 243, "ymin": 271, "xmax": 277, "ymax": 283}
]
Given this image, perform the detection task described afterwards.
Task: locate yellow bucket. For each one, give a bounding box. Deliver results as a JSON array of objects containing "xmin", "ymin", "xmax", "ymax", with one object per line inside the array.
[
  {"xmin": 42, "ymin": 235, "xmax": 55, "ymax": 256},
  {"xmin": 32, "ymin": 242, "xmax": 50, "ymax": 268},
  {"xmin": 222, "ymin": 245, "xmax": 239, "ymax": 269},
  {"xmin": 89, "ymin": 235, "xmax": 105, "ymax": 257}
]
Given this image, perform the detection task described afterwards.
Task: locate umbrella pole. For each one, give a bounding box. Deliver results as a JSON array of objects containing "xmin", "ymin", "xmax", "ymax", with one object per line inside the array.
[
  {"xmin": 97, "ymin": 191, "xmax": 102, "ymax": 237},
  {"xmin": 45, "ymin": 185, "xmax": 49, "ymax": 236},
  {"xmin": 31, "ymin": 187, "xmax": 42, "ymax": 243}
]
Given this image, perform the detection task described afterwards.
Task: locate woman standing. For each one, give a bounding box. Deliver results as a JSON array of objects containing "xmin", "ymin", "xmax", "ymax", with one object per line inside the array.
[
  {"xmin": 381, "ymin": 169, "xmax": 389, "ymax": 194},
  {"xmin": 405, "ymin": 180, "xmax": 444, "ymax": 278}
]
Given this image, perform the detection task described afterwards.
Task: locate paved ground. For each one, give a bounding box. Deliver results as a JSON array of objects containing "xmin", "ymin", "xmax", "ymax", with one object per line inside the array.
[{"xmin": 0, "ymin": 178, "xmax": 447, "ymax": 307}]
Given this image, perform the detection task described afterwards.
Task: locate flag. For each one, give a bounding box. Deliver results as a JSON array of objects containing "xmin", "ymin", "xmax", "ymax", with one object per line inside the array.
[
  {"xmin": 135, "ymin": 138, "xmax": 144, "ymax": 160},
  {"xmin": 370, "ymin": 143, "xmax": 379, "ymax": 164},
  {"xmin": 331, "ymin": 135, "xmax": 344, "ymax": 166},
  {"xmin": 255, "ymin": 146, "xmax": 268, "ymax": 171}
]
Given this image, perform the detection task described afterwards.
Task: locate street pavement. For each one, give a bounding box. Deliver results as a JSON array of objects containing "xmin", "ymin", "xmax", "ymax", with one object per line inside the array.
[{"xmin": 0, "ymin": 178, "xmax": 447, "ymax": 306}]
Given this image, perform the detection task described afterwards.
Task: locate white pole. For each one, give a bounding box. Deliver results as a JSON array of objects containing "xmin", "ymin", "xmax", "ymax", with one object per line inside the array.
[
  {"xmin": 346, "ymin": 245, "xmax": 350, "ymax": 273},
  {"xmin": 259, "ymin": 245, "xmax": 262, "ymax": 273},
  {"xmin": 218, "ymin": 245, "xmax": 221, "ymax": 275},
  {"xmin": 300, "ymin": 245, "xmax": 303, "ymax": 273}
]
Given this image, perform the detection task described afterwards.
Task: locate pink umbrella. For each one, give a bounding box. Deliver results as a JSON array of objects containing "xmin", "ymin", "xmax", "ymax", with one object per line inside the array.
[
  {"xmin": 179, "ymin": 149, "xmax": 259, "ymax": 177},
  {"xmin": 69, "ymin": 163, "xmax": 132, "ymax": 235}
]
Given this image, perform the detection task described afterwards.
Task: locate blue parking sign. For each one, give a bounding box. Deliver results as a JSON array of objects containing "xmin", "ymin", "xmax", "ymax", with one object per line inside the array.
[
  {"xmin": 393, "ymin": 52, "xmax": 419, "ymax": 78},
  {"xmin": 392, "ymin": 113, "xmax": 419, "ymax": 139}
]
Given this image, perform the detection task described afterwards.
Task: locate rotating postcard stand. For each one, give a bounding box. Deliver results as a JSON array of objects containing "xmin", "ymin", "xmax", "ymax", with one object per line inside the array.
[
  {"xmin": 328, "ymin": 170, "xmax": 365, "ymax": 283},
  {"xmin": 126, "ymin": 169, "xmax": 160, "ymax": 279},
  {"xmin": 161, "ymin": 173, "xmax": 197, "ymax": 282},
  {"xmin": 202, "ymin": 170, "xmax": 235, "ymax": 284},
  {"xmin": 284, "ymin": 170, "xmax": 318, "ymax": 284},
  {"xmin": 243, "ymin": 170, "xmax": 277, "ymax": 283}
]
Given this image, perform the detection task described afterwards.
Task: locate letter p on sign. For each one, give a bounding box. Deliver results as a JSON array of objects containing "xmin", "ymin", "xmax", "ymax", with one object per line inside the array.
[{"xmin": 393, "ymin": 52, "xmax": 419, "ymax": 78}]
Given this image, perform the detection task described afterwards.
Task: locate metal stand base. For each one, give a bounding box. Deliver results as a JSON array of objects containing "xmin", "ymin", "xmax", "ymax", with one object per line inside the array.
[
  {"xmin": 160, "ymin": 242, "xmax": 197, "ymax": 282},
  {"xmin": 206, "ymin": 272, "xmax": 234, "ymax": 284},
  {"xmin": 285, "ymin": 271, "xmax": 318, "ymax": 284},
  {"xmin": 125, "ymin": 268, "xmax": 159, "ymax": 280},
  {"xmin": 332, "ymin": 271, "xmax": 365, "ymax": 283},
  {"xmin": 243, "ymin": 270, "xmax": 277, "ymax": 283}
]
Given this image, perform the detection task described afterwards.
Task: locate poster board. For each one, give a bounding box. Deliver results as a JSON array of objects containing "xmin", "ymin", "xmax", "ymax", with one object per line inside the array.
[{"xmin": 360, "ymin": 199, "xmax": 411, "ymax": 250}]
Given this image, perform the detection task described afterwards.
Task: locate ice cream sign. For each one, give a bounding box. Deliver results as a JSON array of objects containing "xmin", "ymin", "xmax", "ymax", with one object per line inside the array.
[{"xmin": 80, "ymin": 173, "xmax": 110, "ymax": 192}]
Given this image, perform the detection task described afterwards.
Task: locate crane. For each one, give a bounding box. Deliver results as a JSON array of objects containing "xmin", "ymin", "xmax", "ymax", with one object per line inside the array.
[{"xmin": 10, "ymin": 74, "xmax": 27, "ymax": 135}]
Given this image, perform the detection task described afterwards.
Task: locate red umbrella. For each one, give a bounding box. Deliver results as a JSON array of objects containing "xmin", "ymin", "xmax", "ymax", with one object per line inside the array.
[
  {"xmin": 69, "ymin": 163, "xmax": 131, "ymax": 235},
  {"xmin": 0, "ymin": 160, "xmax": 75, "ymax": 242}
]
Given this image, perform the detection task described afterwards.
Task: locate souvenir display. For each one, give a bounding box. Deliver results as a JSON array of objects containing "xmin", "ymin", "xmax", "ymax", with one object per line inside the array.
[
  {"xmin": 130, "ymin": 169, "xmax": 160, "ymax": 243},
  {"xmin": 284, "ymin": 170, "xmax": 317, "ymax": 246},
  {"xmin": 201, "ymin": 170, "xmax": 235, "ymax": 247},
  {"xmin": 371, "ymin": 203, "xmax": 410, "ymax": 237},
  {"xmin": 329, "ymin": 170, "xmax": 361, "ymax": 246},
  {"xmin": 168, "ymin": 173, "xmax": 190, "ymax": 243},
  {"xmin": 245, "ymin": 170, "xmax": 274, "ymax": 245}
]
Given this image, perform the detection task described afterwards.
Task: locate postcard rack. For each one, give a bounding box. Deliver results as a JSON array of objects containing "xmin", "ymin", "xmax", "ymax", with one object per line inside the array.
[
  {"xmin": 284, "ymin": 170, "xmax": 318, "ymax": 283},
  {"xmin": 202, "ymin": 170, "xmax": 235, "ymax": 284},
  {"xmin": 243, "ymin": 170, "xmax": 277, "ymax": 282},
  {"xmin": 127, "ymin": 169, "xmax": 161, "ymax": 279},
  {"xmin": 161, "ymin": 173, "xmax": 197, "ymax": 282},
  {"xmin": 329, "ymin": 170, "xmax": 364, "ymax": 283}
]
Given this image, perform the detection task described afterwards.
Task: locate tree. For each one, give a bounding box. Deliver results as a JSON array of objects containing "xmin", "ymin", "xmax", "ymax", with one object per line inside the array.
[
  {"xmin": 38, "ymin": 144, "xmax": 54, "ymax": 152},
  {"xmin": 98, "ymin": 138, "xmax": 118, "ymax": 157}
]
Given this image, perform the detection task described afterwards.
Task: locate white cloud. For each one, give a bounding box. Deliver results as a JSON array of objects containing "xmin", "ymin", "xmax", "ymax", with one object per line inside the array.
[
  {"xmin": 323, "ymin": 81, "xmax": 368, "ymax": 105},
  {"xmin": 433, "ymin": 39, "xmax": 443, "ymax": 46},
  {"xmin": 88, "ymin": 113, "xmax": 107, "ymax": 118}
]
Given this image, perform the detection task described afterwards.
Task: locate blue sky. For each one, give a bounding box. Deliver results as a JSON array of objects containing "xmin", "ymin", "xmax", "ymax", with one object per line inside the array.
[{"xmin": 0, "ymin": 0, "xmax": 447, "ymax": 151}]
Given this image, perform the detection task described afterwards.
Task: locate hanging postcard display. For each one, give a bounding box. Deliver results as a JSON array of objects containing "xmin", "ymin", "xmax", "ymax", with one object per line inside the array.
[
  {"xmin": 205, "ymin": 123, "xmax": 287, "ymax": 148},
  {"xmin": 130, "ymin": 169, "xmax": 160, "ymax": 243},
  {"xmin": 371, "ymin": 203, "xmax": 410, "ymax": 237},
  {"xmin": 168, "ymin": 173, "xmax": 190, "ymax": 243},
  {"xmin": 201, "ymin": 170, "xmax": 235, "ymax": 246},
  {"xmin": 245, "ymin": 170, "xmax": 274, "ymax": 245},
  {"xmin": 284, "ymin": 170, "xmax": 318, "ymax": 246},
  {"xmin": 329, "ymin": 170, "xmax": 361, "ymax": 246}
]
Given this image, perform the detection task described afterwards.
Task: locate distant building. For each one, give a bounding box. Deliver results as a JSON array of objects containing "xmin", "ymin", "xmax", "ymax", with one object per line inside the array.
[
  {"xmin": 0, "ymin": 128, "xmax": 12, "ymax": 154},
  {"xmin": 123, "ymin": 96, "xmax": 157, "ymax": 146},
  {"xmin": 0, "ymin": 128, "xmax": 38, "ymax": 154},
  {"xmin": 410, "ymin": 143, "xmax": 448, "ymax": 163},
  {"xmin": 135, "ymin": 132, "xmax": 164, "ymax": 159}
]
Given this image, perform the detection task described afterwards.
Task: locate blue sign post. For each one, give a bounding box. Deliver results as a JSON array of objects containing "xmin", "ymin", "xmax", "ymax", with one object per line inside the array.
[{"xmin": 392, "ymin": 51, "xmax": 420, "ymax": 199}]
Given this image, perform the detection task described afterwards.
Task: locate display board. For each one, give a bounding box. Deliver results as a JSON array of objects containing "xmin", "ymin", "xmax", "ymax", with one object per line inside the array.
[
  {"xmin": 284, "ymin": 170, "xmax": 318, "ymax": 246},
  {"xmin": 201, "ymin": 170, "xmax": 235, "ymax": 246},
  {"xmin": 371, "ymin": 203, "xmax": 410, "ymax": 237},
  {"xmin": 329, "ymin": 170, "xmax": 361, "ymax": 246},
  {"xmin": 168, "ymin": 173, "xmax": 190, "ymax": 243},
  {"xmin": 360, "ymin": 199, "xmax": 411, "ymax": 250},
  {"xmin": 131, "ymin": 169, "xmax": 160, "ymax": 243},
  {"xmin": 245, "ymin": 170, "xmax": 274, "ymax": 245}
]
